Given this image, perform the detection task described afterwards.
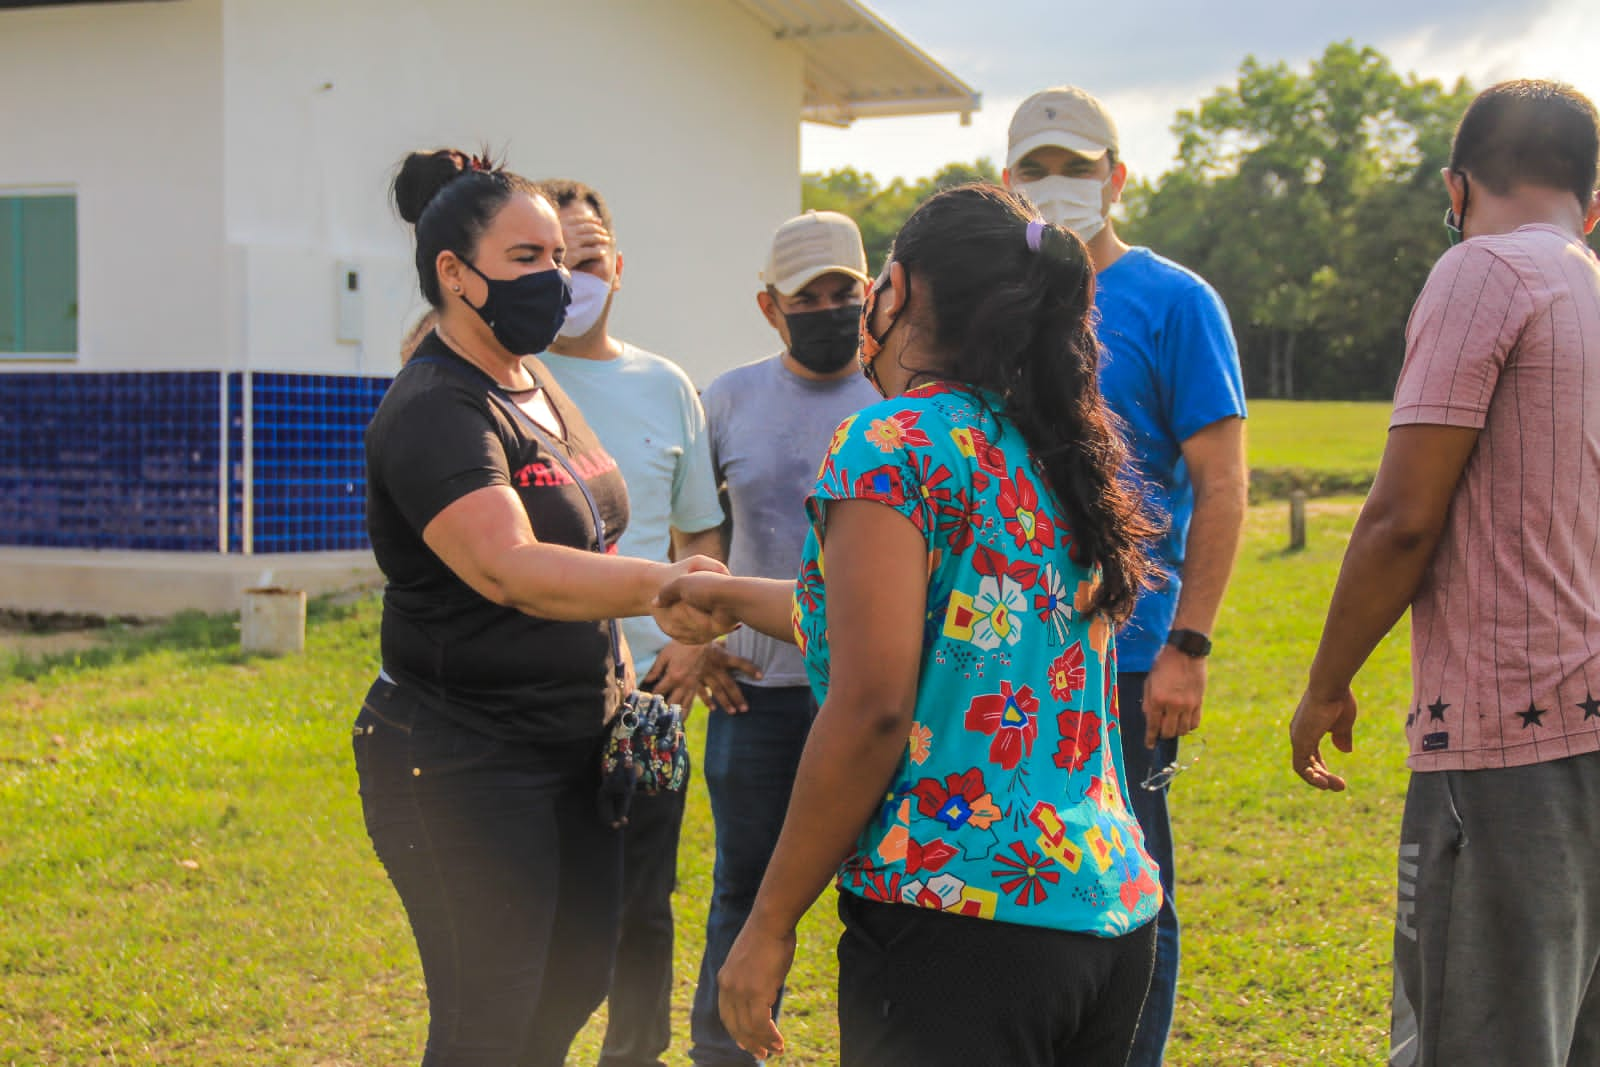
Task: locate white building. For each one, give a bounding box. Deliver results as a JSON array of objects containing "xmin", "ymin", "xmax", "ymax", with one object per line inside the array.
[{"xmin": 0, "ymin": 0, "xmax": 977, "ymax": 614}]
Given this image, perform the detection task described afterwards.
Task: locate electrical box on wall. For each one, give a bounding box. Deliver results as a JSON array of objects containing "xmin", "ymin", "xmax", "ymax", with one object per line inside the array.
[{"xmin": 336, "ymin": 260, "xmax": 362, "ymax": 344}]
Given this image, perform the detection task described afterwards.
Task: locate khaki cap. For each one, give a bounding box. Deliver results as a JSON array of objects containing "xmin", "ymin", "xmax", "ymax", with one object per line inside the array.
[
  {"xmin": 760, "ymin": 210, "xmax": 869, "ymax": 296},
  {"xmin": 1007, "ymin": 86, "xmax": 1119, "ymax": 169}
]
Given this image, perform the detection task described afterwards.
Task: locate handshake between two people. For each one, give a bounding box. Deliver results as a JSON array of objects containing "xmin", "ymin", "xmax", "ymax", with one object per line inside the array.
[{"xmin": 649, "ymin": 559, "xmax": 797, "ymax": 650}]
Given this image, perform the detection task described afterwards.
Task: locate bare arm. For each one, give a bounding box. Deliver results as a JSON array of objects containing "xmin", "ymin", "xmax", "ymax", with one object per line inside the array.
[
  {"xmin": 656, "ymin": 574, "xmax": 800, "ymax": 645},
  {"xmin": 715, "ymin": 500, "xmax": 928, "ymax": 1058},
  {"xmin": 672, "ymin": 524, "xmax": 726, "ymax": 564},
  {"xmin": 422, "ymin": 484, "xmax": 725, "ymax": 621},
  {"xmin": 1143, "ymin": 415, "xmax": 1248, "ymax": 744},
  {"xmin": 1290, "ymin": 423, "xmax": 1480, "ymax": 790},
  {"xmin": 648, "ymin": 524, "xmax": 761, "ymax": 710}
]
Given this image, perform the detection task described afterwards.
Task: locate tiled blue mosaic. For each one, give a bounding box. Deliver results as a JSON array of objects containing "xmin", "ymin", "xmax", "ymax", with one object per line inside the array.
[
  {"xmin": 0, "ymin": 371, "xmax": 222, "ymax": 550},
  {"xmin": 2, "ymin": 371, "xmax": 390, "ymax": 554},
  {"xmin": 235, "ymin": 373, "xmax": 389, "ymax": 553}
]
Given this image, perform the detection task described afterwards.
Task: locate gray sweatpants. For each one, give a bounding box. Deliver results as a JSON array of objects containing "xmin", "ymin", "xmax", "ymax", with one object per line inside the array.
[{"xmin": 1390, "ymin": 751, "xmax": 1600, "ymax": 1066}]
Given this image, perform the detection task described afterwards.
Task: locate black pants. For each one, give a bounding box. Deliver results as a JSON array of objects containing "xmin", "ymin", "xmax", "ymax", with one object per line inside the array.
[
  {"xmin": 353, "ymin": 678, "xmax": 623, "ymax": 1067},
  {"xmin": 599, "ymin": 786, "xmax": 687, "ymax": 1067},
  {"xmin": 836, "ymin": 892, "xmax": 1156, "ymax": 1067}
]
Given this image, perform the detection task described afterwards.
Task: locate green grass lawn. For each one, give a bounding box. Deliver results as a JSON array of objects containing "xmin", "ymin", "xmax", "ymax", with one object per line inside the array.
[
  {"xmin": 0, "ymin": 495, "xmax": 1408, "ymax": 1066},
  {"xmin": 1246, "ymin": 399, "xmax": 1392, "ymax": 472}
]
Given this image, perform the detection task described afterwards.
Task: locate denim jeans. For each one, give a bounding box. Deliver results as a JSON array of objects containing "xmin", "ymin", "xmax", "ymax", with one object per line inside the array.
[
  {"xmin": 1117, "ymin": 672, "xmax": 1181, "ymax": 1067},
  {"xmin": 689, "ymin": 685, "xmax": 817, "ymax": 1067},
  {"xmin": 598, "ymin": 786, "xmax": 687, "ymax": 1067},
  {"xmin": 352, "ymin": 678, "xmax": 623, "ymax": 1067}
]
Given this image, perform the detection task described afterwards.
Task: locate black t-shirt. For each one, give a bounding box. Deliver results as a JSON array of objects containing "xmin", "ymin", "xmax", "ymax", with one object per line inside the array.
[{"xmin": 364, "ymin": 331, "xmax": 630, "ymax": 742}]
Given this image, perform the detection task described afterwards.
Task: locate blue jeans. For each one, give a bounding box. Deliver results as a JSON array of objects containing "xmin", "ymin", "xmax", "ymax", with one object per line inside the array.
[
  {"xmin": 353, "ymin": 678, "xmax": 623, "ymax": 1067},
  {"xmin": 1118, "ymin": 672, "xmax": 1180, "ymax": 1067},
  {"xmin": 689, "ymin": 685, "xmax": 816, "ymax": 1067}
]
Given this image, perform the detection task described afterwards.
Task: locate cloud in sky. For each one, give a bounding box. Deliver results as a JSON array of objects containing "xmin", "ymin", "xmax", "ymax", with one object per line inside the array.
[
  {"xmin": 804, "ymin": 0, "xmax": 1597, "ymax": 181},
  {"xmin": 872, "ymin": 0, "xmax": 1559, "ymax": 97}
]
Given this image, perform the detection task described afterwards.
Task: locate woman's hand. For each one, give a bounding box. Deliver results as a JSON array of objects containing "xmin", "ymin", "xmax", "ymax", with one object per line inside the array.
[
  {"xmin": 717, "ymin": 920, "xmax": 796, "ymax": 1060},
  {"xmin": 652, "ymin": 563, "xmax": 737, "ymax": 645}
]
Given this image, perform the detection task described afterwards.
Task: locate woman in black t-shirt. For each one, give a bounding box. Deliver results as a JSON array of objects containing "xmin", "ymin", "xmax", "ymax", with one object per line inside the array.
[{"xmin": 354, "ymin": 148, "xmax": 727, "ymax": 1067}]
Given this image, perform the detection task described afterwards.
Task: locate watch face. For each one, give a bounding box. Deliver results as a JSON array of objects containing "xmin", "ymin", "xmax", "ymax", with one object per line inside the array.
[{"xmin": 1168, "ymin": 629, "xmax": 1211, "ymax": 657}]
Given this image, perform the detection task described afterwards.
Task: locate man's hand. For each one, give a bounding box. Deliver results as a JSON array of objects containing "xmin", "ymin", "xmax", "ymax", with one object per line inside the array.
[
  {"xmin": 1290, "ymin": 686, "xmax": 1358, "ymax": 791},
  {"xmin": 1143, "ymin": 645, "xmax": 1207, "ymax": 747},
  {"xmin": 562, "ymin": 217, "xmax": 614, "ymax": 274},
  {"xmin": 649, "ymin": 561, "xmax": 735, "ymax": 645},
  {"xmin": 642, "ymin": 641, "xmax": 761, "ymax": 712},
  {"xmin": 718, "ymin": 920, "xmax": 796, "ymax": 1060}
]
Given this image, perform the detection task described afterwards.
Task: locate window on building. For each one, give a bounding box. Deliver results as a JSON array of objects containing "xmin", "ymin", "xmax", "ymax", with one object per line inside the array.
[{"xmin": 0, "ymin": 193, "xmax": 78, "ymax": 356}]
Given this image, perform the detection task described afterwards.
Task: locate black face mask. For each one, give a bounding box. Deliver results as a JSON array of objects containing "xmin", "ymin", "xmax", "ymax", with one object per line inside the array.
[
  {"xmin": 786, "ymin": 304, "xmax": 865, "ymax": 374},
  {"xmin": 460, "ymin": 261, "xmax": 571, "ymax": 355}
]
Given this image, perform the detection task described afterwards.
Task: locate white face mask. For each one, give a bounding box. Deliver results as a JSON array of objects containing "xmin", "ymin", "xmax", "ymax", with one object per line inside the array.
[
  {"xmin": 556, "ymin": 270, "xmax": 612, "ymax": 339},
  {"xmin": 1015, "ymin": 175, "xmax": 1110, "ymax": 241}
]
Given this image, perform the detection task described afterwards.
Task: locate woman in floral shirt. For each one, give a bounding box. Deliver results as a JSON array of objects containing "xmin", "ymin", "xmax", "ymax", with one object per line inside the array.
[{"xmin": 657, "ymin": 184, "xmax": 1162, "ymax": 1066}]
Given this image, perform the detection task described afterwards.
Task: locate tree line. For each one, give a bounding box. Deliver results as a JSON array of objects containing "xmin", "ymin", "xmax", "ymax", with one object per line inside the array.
[{"xmin": 803, "ymin": 41, "xmax": 1597, "ymax": 401}]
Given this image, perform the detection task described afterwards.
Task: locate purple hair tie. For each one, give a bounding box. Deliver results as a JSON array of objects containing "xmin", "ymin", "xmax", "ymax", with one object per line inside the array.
[{"xmin": 1026, "ymin": 218, "xmax": 1046, "ymax": 252}]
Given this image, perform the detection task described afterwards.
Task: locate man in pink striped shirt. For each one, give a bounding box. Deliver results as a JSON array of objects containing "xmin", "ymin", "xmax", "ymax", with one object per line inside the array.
[{"xmin": 1292, "ymin": 80, "xmax": 1600, "ymax": 1066}]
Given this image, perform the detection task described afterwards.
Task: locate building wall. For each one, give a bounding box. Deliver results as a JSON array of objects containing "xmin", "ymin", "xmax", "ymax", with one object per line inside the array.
[
  {"xmin": 222, "ymin": 0, "xmax": 804, "ymax": 385},
  {"xmin": 0, "ymin": 0, "xmax": 226, "ymax": 370}
]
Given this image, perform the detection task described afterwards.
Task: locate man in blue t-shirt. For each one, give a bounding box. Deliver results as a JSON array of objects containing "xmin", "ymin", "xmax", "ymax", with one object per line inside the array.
[
  {"xmin": 1005, "ymin": 86, "xmax": 1249, "ymax": 1067},
  {"xmin": 538, "ymin": 178, "xmax": 739, "ymax": 1067}
]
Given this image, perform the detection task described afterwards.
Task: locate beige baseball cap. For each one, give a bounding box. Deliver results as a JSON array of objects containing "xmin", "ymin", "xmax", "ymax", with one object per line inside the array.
[
  {"xmin": 760, "ymin": 210, "xmax": 870, "ymax": 296},
  {"xmin": 1007, "ymin": 86, "xmax": 1120, "ymax": 169}
]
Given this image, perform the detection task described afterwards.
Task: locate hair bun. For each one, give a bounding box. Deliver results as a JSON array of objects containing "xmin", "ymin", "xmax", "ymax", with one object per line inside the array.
[{"xmin": 393, "ymin": 149, "xmax": 472, "ymax": 225}]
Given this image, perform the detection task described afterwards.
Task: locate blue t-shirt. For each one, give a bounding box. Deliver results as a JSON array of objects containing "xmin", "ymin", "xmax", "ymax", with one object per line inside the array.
[
  {"xmin": 795, "ymin": 383, "xmax": 1161, "ymax": 937},
  {"xmin": 1095, "ymin": 247, "xmax": 1246, "ymax": 671},
  {"xmin": 539, "ymin": 343, "xmax": 724, "ymax": 674}
]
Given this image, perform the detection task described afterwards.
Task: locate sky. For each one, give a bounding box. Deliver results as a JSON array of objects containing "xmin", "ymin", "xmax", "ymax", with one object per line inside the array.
[{"xmin": 802, "ymin": 0, "xmax": 1600, "ymax": 183}]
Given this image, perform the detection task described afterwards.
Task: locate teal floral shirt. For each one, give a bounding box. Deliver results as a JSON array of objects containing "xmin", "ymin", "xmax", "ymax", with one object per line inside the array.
[{"xmin": 795, "ymin": 382, "xmax": 1162, "ymax": 937}]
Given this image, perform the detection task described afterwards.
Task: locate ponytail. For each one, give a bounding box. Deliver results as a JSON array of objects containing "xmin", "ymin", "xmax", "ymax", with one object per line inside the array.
[{"xmin": 888, "ymin": 183, "xmax": 1158, "ymax": 620}]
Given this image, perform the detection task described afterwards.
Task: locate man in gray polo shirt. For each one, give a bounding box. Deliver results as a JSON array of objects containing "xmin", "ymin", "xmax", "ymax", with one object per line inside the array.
[{"xmin": 689, "ymin": 211, "xmax": 881, "ymax": 1067}]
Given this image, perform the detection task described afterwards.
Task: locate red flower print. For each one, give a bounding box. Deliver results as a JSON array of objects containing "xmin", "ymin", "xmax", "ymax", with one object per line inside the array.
[
  {"xmin": 973, "ymin": 545, "xmax": 1040, "ymax": 589},
  {"xmin": 970, "ymin": 428, "xmax": 1007, "ymax": 480},
  {"xmin": 909, "ymin": 451, "xmax": 955, "ymax": 508},
  {"xmin": 864, "ymin": 410, "xmax": 932, "ymax": 453},
  {"xmin": 796, "ymin": 556, "xmax": 825, "ymax": 615},
  {"xmin": 854, "ymin": 466, "xmax": 910, "ymax": 509},
  {"xmin": 1119, "ymin": 868, "xmax": 1159, "ymax": 911},
  {"xmin": 859, "ymin": 868, "xmax": 905, "ymax": 904},
  {"xmin": 911, "ymin": 768, "xmax": 1002, "ymax": 831},
  {"xmin": 950, "ymin": 425, "xmax": 1006, "ymax": 491},
  {"xmin": 997, "ymin": 468, "xmax": 1058, "ymax": 555},
  {"xmin": 964, "ymin": 681, "xmax": 1040, "ymax": 770},
  {"xmin": 1047, "ymin": 643, "xmax": 1087, "ymax": 702},
  {"xmin": 934, "ymin": 488, "xmax": 982, "ymax": 554},
  {"xmin": 1053, "ymin": 707, "xmax": 1102, "ymax": 772},
  {"xmin": 905, "ymin": 381, "xmax": 963, "ymax": 400},
  {"xmin": 992, "ymin": 841, "xmax": 1060, "ymax": 906},
  {"xmin": 906, "ymin": 837, "xmax": 958, "ymax": 875}
]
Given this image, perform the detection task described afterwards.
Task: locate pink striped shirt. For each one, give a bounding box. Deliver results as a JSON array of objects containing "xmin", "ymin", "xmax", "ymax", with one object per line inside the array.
[{"xmin": 1393, "ymin": 224, "xmax": 1600, "ymax": 772}]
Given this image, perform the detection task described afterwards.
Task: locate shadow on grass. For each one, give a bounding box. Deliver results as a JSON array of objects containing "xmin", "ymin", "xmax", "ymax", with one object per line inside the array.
[{"xmin": 0, "ymin": 595, "xmax": 364, "ymax": 682}]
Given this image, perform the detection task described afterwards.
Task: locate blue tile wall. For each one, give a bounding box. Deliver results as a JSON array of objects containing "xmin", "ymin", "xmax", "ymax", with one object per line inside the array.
[
  {"xmin": 237, "ymin": 373, "xmax": 389, "ymax": 553},
  {"xmin": 0, "ymin": 371, "xmax": 222, "ymax": 551},
  {"xmin": 1, "ymin": 370, "xmax": 390, "ymax": 554}
]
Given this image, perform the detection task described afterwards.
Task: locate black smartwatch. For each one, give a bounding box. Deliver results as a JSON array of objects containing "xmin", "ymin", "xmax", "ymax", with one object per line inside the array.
[{"xmin": 1165, "ymin": 629, "xmax": 1212, "ymax": 658}]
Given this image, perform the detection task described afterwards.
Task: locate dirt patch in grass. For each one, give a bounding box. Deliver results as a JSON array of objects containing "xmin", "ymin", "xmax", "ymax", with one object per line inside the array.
[{"xmin": 0, "ymin": 610, "xmax": 152, "ymax": 658}]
